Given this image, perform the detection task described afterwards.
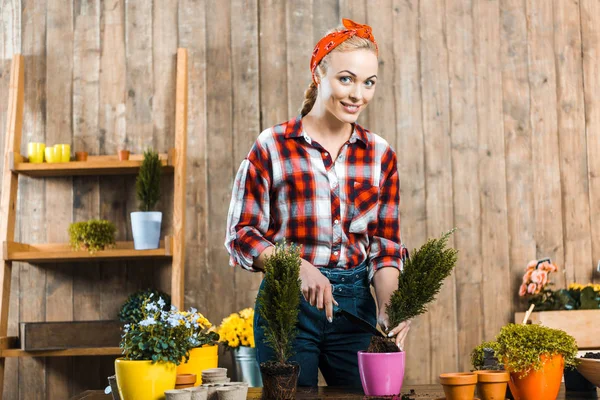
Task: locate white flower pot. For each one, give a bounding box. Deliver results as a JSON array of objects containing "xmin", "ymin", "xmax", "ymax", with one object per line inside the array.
[{"xmin": 131, "ymin": 211, "xmax": 162, "ymax": 250}]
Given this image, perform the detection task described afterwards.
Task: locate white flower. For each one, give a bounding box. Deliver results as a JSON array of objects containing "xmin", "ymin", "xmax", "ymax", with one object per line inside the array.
[
  {"xmin": 145, "ymin": 302, "xmax": 158, "ymax": 312},
  {"xmin": 149, "ymin": 293, "xmax": 154, "ymax": 298},
  {"xmin": 139, "ymin": 317, "xmax": 156, "ymax": 326},
  {"xmin": 157, "ymin": 297, "xmax": 166, "ymax": 308},
  {"xmin": 171, "ymin": 305, "xmax": 177, "ymax": 312},
  {"xmin": 190, "ymin": 307, "xmax": 197, "ymax": 314}
]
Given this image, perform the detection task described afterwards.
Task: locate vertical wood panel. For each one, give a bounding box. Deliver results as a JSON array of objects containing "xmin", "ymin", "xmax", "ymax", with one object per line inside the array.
[
  {"xmin": 231, "ymin": 0, "xmax": 262, "ymax": 313},
  {"xmin": 285, "ymin": 0, "xmax": 312, "ymax": 118},
  {"xmin": 18, "ymin": 0, "xmax": 47, "ymax": 397},
  {"xmin": 178, "ymin": 0, "xmax": 209, "ymax": 311},
  {"xmin": 0, "ymin": 0, "xmax": 21, "ymax": 59},
  {"xmin": 500, "ymin": 0, "xmax": 537, "ymax": 309},
  {"xmin": 580, "ymin": 0, "xmax": 600, "ymax": 285},
  {"xmin": 553, "ymin": 0, "xmax": 593, "ymax": 285},
  {"xmin": 526, "ymin": 0, "xmax": 566, "ymax": 288},
  {"xmin": 393, "ymin": 0, "xmax": 430, "ymax": 385},
  {"xmin": 206, "ymin": 0, "xmax": 234, "ymax": 323},
  {"xmin": 419, "ymin": 0, "xmax": 458, "ymax": 380},
  {"xmin": 474, "ymin": 0, "xmax": 512, "ymax": 340},
  {"xmin": 259, "ymin": 0, "xmax": 287, "ymax": 128},
  {"xmin": 446, "ymin": 0, "xmax": 483, "ymax": 372}
]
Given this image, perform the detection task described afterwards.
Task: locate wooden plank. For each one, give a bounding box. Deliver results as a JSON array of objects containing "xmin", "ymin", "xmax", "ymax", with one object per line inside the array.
[
  {"xmin": 0, "ymin": 0, "xmax": 22, "ymax": 61},
  {"xmin": 419, "ymin": 0, "xmax": 458, "ymax": 381},
  {"xmin": 580, "ymin": 0, "xmax": 600, "ymax": 285},
  {"xmin": 45, "ymin": 0, "xmax": 75, "ymax": 396},
  {"xmin": 285, "ymin": 0, "xmax": 312, "ymax": 118},
  {"xmin": 0, "ymin": 337, "xmax": 17, "ymax": 350},
  {"xmin": 515, "ymin": 310, "xmax": 600, "ymax": 349},
  {"xmin": 231, "ymin": 0, "xmax": 262, "ymax": 316},
  {"xmin": 206, "ymin": 0, "xmax": 235, "ymax": 323},
  {"xmin": 259, "ymin": 0, "xmax": 288, "ymax": 128},
  {"xmin": 526, "ymin": 0, "xmax": 566, "ymax": 288},
  {"xmin": 553, "ymin": 0, "xmax": 593, "ymax": 285},
  {"xmin": 12, "ymin": 154, "xmax": 173, "ymax": 176},
  {"xmin": 392, "ymin": 0, "xmax": 429, "ymax": 385},
  {"xmin": 473, "ymin": 0, "xmax": 512, "ymax": 341},
  {"xmin": 152, "ymin": 0, "xmax": 177, "ymax": 153},
  {"xmin": 4, "ymin": 237, "xmax": 173, "ymax": 262},
  {"xmin": 445, "ymin": 0, "xmax": 483, "ymax": 373},
  {"xmin": 500, "ymin": 0, "xmax": 537, "ymax": 313},
  {"xmin": 178, "ymin": 0, "xmax": 210, "ymax": 321},
  {"xmin": 1, "ymin": 347, "xmax": 121, "ymax": 358},
  {"xmin": 171, "ymin": 49, "xmax": 188, "ymax": 310},
  {"xmin": 311, "ymin": 0, "xmax": 338, "ymax": 45},
  {"xmin": 365, "ymin": 0, "xmax": 395, "ymax": 140},
  {"xmin": 18, "ymin": 0, "xmax": 48, "ymax": 396},
  {"xmin": 19, "ymin": 321, "xmax": 121, "ymax": 351}
]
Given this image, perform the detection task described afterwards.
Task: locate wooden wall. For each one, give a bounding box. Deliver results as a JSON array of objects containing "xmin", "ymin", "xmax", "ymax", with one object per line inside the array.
[{"xmin": 1, "ymin": 0, "xmax": 600, "ymax": 397}]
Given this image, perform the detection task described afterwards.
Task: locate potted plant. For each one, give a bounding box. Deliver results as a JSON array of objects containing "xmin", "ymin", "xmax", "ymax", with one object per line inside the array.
[
  {"xmin": 494, "ymin": 323, "xmax": 578, "ymax": 400},
  {"xmin": 68, "ymin": 219, "xmax": 116, "ymax": 254},
  {"xmin": 256, "ymin": 241, "xmax": 302, "ymax": 400},
  {"xmin": 217, "ymin": 307, "xmax": 262, "ymax": 387},
  {"xmin": 131, "ymin": 148, "xmax": 162, "ymax": 250},
  {"xmin": 358, "ymin": 229, "xmax": 458, "ymax": 397},
  {"xmin": 116, "ymin": 294, "xmax": 201, "ymax": 400},
  {"xmin": 176, "ymin": 308, "xmax": 220, "ymax": 385},
  {"xmin": 118, "ymin": 288, "xmax": 171, "ymax": 324}
]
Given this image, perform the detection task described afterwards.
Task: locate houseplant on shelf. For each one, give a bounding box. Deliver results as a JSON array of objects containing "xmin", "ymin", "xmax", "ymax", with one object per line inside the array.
[
  {"xmin": 256, "ymin": 240, "xmax": 302, "ymax": 400},
  {"xmin": 68, "ymin": 219, "xmax": 116, "ymax": 254},
  {"xmin": 358, "ymin": 229, "xmax": 458, "ymax": 397},
  {"xmin": 176, "ymin": 308, "xmax": 220, "ymax": 385},
  {"xmin": 131, "ymin": 148, "xmax": 162, "ymax": 250},
  {"xmin": 116, "ymin": 295, "xmax": 203, "ymax": 400},
  {"xmin": 218, "ymin": 307, "xmax": 262, "ymax": 387},
  {"xmin": 494, "ymin": 323, "xmax": 578, "ymax": 400}
]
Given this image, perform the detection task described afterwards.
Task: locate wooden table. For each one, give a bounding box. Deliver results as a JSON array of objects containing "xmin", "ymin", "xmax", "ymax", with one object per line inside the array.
[{"xmin": 71, "ymin": 384, "xmax": 599, "ymax": 399}]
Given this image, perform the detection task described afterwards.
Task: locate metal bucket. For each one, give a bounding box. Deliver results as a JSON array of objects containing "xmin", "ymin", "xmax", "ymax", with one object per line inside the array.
[{"xmin": 231, "ymin": 346, "xmax": 263, "ymax": 387}]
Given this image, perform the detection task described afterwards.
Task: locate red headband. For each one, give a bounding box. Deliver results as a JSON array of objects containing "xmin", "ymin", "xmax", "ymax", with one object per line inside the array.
[{"xmin": 310, "ymin": 18, "xmax": 378, "ymax": 84}]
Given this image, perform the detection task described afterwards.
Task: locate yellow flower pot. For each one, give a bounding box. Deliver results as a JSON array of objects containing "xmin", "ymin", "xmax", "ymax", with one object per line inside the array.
[
  {"xmin": 177, "ymin": 344, "xmax": 219, "ymax": 385},
  {"xmin": 115, "ymin": 358, "xmax": 176, "ymax": 400}
]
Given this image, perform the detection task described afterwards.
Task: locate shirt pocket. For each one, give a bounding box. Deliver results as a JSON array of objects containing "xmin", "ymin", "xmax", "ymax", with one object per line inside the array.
[{"xmin": 348, "ymin": 180, "xmax": 379, "ymax": 234}]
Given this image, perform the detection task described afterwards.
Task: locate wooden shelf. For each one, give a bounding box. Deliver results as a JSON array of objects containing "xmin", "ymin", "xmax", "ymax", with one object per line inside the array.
[
  {"xmin": 9, "ymin": 150, "xmax": 175, "ymax": 177},
  {"xmin": 3, "ymin": 236, "xmax": 173, "ymax": 262},
  {"xmin": 0, "ymin": 347, "xmax": 121, "ymax": 358}
]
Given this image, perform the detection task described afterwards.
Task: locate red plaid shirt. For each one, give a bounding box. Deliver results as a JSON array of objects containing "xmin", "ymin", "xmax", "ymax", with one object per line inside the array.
[{"xmin": 225, "ymin": 116, "xmax": 403, "ymax": 279}]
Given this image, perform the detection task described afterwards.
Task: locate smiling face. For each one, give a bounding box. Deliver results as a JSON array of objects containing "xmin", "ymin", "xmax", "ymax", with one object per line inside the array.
[{"xmin": 316, "ymin": 49, "xmax": 378, "ymax": 124}]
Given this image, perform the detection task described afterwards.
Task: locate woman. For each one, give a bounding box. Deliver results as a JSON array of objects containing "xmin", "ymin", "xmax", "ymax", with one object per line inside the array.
[{"xmin": 225, "ymin": 19, "xmax": 410, "ymax": 387}]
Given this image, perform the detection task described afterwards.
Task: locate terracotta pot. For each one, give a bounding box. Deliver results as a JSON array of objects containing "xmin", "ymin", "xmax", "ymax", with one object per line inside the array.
[
  {"xmin": 507, "ymin": 354, "xmax": 564, "ymax": 400},
  {"xmin": 176, "ymin": 373, "xmax": 197, "ymax": 389},
  {"xmin": 75, "ymin": 151, "xmax": 88, "ymax": 161},
  {"xmin": 475, "ymin": 370, "xmax": 510, "ymax": 400},
  {"xmin": 439, "ymin": 372, "xmax": 477, "ymax": 400},
  {"xmin": 260, "ymin": 362, "xmax": 299, "ymax": 400},
  {"xmin": 118, "ymin": 150, "xmax": 130, "ymax": 161}
]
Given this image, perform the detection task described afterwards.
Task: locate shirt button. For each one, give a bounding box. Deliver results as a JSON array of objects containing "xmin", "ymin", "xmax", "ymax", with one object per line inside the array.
[
  {"xmin": 334, "ymin": 219, "xmax": 339, "ymax": 225},
  {"xmin": 333, "ymin": 251, "xmax": 339, "ymax": 256},
  {"xmin": 324, "ymin": 152, "xmax": 329, "ymax": 157}
]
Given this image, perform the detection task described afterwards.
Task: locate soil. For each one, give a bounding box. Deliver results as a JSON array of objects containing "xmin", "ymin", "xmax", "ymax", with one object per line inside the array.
[
  {"xmin": 367, "ymin": 336, "xmax": 400, "ymax": 353},
  {"xmin": 259, "ymin": 361, "xmax": 297, "ymax": 375},
  {"xmin": 260, "ymin": 361, "xmax": 299, "ymax": 400},
  {"xmin": 583, "ymin": 352, "xmax": 600, "ymax": 359}
]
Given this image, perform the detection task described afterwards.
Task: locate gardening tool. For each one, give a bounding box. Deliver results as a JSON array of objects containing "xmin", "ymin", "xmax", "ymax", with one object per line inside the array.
[{"xmin": 333, "ymin": 304, "xmax": 384, "ymax": 337}]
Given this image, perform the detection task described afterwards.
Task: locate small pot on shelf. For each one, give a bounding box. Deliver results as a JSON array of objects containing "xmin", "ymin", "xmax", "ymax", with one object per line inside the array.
[
  {"xmin": 75, "ymin": 151, "xmax": 88, "ymax": 161},
  {"xmin": 118, "ymin": 150, "xmax": 130, "ymax": 161}
]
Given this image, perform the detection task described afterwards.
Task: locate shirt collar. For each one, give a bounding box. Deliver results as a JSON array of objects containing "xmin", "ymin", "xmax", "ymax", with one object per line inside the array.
[{"xmin": 285, "ymin": 115, "xmax": 369, "ymax": 147}]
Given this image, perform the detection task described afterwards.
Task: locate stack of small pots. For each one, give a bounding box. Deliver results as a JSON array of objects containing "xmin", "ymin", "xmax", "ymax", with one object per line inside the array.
[{"xmin": 439, "ymin": 370, "xmax": 510, "ymax": 400}]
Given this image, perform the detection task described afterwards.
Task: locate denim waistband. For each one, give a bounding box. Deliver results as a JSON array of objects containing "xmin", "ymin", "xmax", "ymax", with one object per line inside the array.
[{"xmin": 317, "ymin": 261, "xmax": 369, "ymax": 293}]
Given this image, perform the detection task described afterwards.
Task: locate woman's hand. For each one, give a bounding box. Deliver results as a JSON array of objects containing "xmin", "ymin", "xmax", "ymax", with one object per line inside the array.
[
  {"xmin": 300, "ymin": 259, "xmax": 337, "ymax": 322},
  {"xmin": 379, "ymin": 314, "xmax": 411, "ymax": 351}
]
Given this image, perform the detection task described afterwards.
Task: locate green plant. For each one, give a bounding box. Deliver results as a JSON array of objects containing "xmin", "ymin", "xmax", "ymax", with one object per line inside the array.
[
  {"xmin": 256, "ymin": 240, "xmax": 302, "ymax": 365},
  {"xmin": 120, "ymin": 296, "xmax": 209, "ymax": 365},
  {"xmin": 119, "ymin": 288, "xmax": 171, "ymax": 324},
  {"xmin": 68, "ymin": 219, "xmax": 117, "ymax": 254},
  {"xmin": 136, "ymin": 148, "xmax": 162, "ymax": 211},
  {"xmin": 494, "ymin": 323, "xmax": 578, "ymax": 376},
  {"xmin": 387, "ymin": 229, "xmax": 458, "ymax": 326},
  {"xmin": 471, "ymin": 341, "xmax": 502, "ymax": 371}
]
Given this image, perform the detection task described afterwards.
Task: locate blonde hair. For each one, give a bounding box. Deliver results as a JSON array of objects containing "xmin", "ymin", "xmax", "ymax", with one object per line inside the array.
[{"xmin": 300, "ymin": 30, "xmax": 377, "ymax": 117}]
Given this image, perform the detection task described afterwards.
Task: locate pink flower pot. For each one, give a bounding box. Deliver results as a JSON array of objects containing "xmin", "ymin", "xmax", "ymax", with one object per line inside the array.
[{"xmin": 358, "ymin": 350, "xmax": 405, "ymax": 396}]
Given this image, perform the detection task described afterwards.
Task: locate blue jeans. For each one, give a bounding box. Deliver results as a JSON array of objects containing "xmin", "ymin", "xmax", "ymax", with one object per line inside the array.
[{"xmin": 254, "ymin": 262, "xmax": 376, "ymax": 387}]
